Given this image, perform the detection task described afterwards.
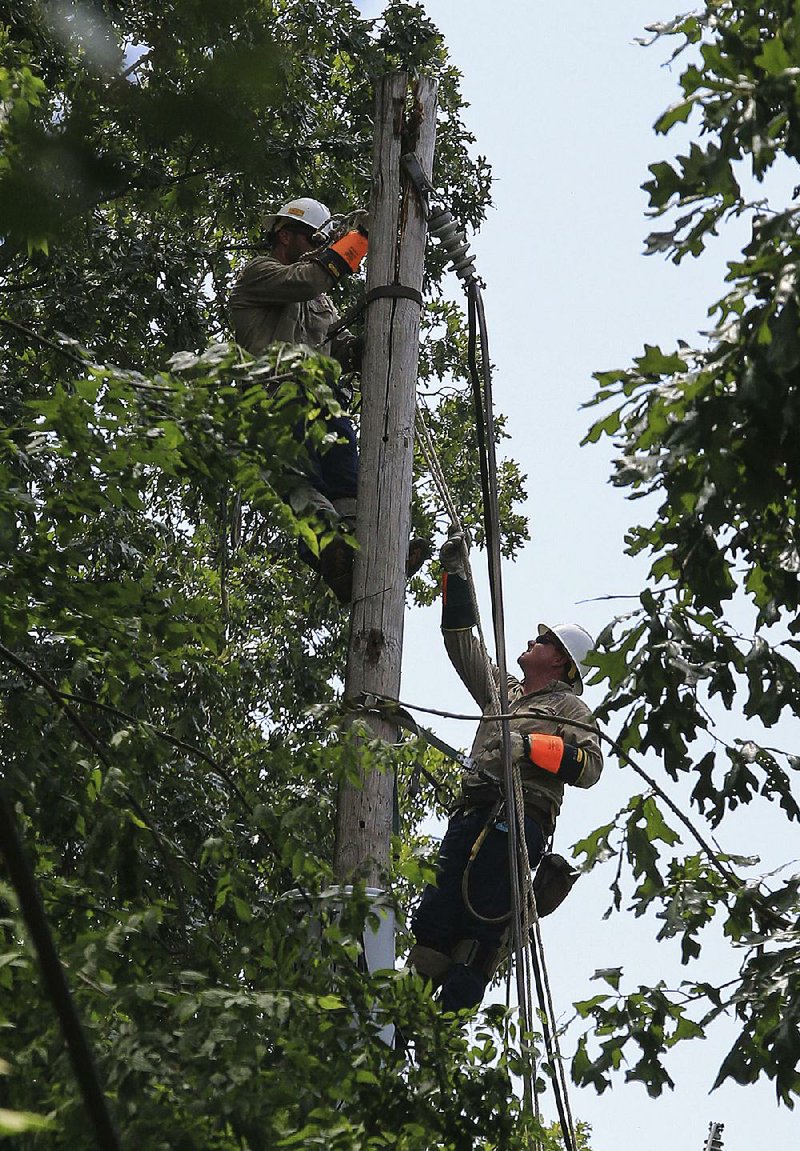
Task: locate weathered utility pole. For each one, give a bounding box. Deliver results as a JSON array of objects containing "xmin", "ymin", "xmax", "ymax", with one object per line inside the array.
[{"xmin": 334, "ymin": 72, "xmax": 437, "ymax": 885}]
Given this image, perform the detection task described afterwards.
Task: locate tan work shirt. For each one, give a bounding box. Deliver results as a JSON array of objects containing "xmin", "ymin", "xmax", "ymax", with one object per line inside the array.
[
  {"xmin": 444, "ymin": 629, "xmax": 603, "ymax": 833},
  {"xmin": 229, "ymin": 254, "xmax": 340, "ymax": 356}
]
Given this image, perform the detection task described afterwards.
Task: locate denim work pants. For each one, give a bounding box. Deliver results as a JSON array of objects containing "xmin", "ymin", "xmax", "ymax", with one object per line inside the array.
[
  {"xmin": 306, "ymin": 414, "xmax": 359, "ymax": 504},
  {"xmin": 411, "ymin": 806, "xmax": 545, "ymax": 1013},
  {"xmin": 295, "ymin": 413, "xmax": 359, "ymax": 596}
]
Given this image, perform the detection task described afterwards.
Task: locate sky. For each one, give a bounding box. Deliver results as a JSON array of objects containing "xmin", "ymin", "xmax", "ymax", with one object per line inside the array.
[{"xmin": 351, "ymin": 3, "xmax": 800, "ymax": 1150}]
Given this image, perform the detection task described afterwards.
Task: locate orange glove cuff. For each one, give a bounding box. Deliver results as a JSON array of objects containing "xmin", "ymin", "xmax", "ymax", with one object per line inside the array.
[
  {"xmin": 329, "ymin": 230, "xmax": 368, "ymax": 272},
  {"xmin": 527, "ymin": 734, "xmax": 564, "ymax": 774}
]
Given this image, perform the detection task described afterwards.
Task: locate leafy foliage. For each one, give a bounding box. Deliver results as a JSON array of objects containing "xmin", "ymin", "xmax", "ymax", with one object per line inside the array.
[
  {"xmin": 578, "ymin": 0, "xmax": 800, "ymax": 1106},
  {"xmin": 0, "ymin": 1, "xmax": 533, "ymax": 1147}
]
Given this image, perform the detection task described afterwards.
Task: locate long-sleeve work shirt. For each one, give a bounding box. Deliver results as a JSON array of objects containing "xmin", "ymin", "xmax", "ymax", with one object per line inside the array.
[
  {"xmin": 444, "ymin": 628, "xmax": 603, "ymax": 835},
  {"xmin": 230, "ymin": 253, "xmax": 349, "ymax": 357}
]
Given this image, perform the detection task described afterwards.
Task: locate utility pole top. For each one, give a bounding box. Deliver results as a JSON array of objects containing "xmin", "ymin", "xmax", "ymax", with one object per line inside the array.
[{"xmin": 703, "ymin": 1121, "xmax": 725, "ymax": 1151}]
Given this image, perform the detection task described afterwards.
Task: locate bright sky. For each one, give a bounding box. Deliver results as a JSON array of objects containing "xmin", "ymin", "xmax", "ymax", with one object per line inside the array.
[{"xmin": 350, "ymin": 3, "xmax": 800, "ymax": 1150}]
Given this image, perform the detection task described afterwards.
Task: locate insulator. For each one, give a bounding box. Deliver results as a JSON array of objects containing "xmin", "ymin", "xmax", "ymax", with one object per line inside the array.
[
  {"xmin": 428, "ymin": 207, "xmax": 453, "ymax": 230},
  {"xmin": 447, "ymin": 241, "xmax": 471, "ymax": 262},
  {"xmin": 428, "ymin": 206, "xmax": 477, "ymax": 284}
]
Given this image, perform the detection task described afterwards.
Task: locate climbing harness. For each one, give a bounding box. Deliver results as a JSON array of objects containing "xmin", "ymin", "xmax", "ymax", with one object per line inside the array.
[
  {"xmin": 349, "ymin": 689, "xmax": 579, "ymax": 920},
  {"xmin": 460, "ymin": 796, "xmax": 513, "ymax": 926}
]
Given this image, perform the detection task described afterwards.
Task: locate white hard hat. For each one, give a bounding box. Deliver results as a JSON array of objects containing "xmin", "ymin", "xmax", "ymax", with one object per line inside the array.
[
  {"xmin": 537, "ymin": 622, "xmax": 595, "ymax": 695},
  {"xmin": 262, "ymin": 197, "xmax": 331, "ymax": 235}
]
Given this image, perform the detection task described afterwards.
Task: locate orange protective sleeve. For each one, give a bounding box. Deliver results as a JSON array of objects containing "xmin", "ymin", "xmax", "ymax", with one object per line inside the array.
[
  {"xmin": 329, "ymin": 230, "xmax": 369, "ymax": 272},
  {"xmin": 527, "ymin": 734, "xmax": 564, "ymax": 774}
]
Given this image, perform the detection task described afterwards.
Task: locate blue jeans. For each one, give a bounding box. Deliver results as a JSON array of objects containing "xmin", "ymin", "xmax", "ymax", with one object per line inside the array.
[
  {"xmin": 411, "ymin": 806, "xmax": 545, "ymax": 1012},
  {"xmin": 306, "ymin": 414, "xmax": 359, "ymax": 503}
]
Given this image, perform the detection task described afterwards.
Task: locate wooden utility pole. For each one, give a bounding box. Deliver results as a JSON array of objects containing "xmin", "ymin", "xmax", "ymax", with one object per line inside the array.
[{"xmin": 334, "ymin": 73, "xmax": 437, "ymax": 885}]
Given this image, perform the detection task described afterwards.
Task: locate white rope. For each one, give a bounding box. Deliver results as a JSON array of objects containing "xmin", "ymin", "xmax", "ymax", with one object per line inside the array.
[{"xmin": 415, "ymin": 399, "xmax": 581, "ymax": 1151}]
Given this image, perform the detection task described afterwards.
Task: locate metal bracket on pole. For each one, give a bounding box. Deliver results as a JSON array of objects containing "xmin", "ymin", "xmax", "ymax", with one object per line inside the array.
[{"xmin": 401, "ymin": 152, "xmax": 435, "ymax": 219}]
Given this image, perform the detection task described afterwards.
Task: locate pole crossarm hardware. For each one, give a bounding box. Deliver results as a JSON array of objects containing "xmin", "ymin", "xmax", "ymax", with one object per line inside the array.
[
  {"xmin": 344, "ymin": 690, "xmax": 472, "ymax": 771},
  {"xmin": 342, "ymin": 691, "xmax": 460, "ymax": 810}
]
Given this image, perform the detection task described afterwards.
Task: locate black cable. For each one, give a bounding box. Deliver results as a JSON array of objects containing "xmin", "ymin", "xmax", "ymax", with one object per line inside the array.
[
  {"xmin": 473, "ymin": 282, "xmax": 580, "ymax": 1151},
  {"xmin": 528, "ymin": 932, "xmax": 577, "ymax": 1151},
  {"xmin": 0, "ymin": 782, "xmax": 122, "ymax": 1151},
  {"xmin": 467, "ymin": 279, "xmax": 581, "ymax": 1141},
  {"xmin": 466, "ymin": 279, "xmax": 532, "ymax": 1108},
  {"xmin": 466, "ymin": 286, "xmax": 493, "ymax": 557}
]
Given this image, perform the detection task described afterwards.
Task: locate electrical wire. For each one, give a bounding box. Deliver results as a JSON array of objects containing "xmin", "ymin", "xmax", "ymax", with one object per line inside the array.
[{"xmin": 465, "ymin": 279, "xmax": 540, "ymax": 1117}]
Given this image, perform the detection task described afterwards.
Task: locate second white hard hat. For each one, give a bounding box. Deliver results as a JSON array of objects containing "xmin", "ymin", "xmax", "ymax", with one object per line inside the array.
[
  {"xmin": 537, "ymin": 622, "xmax": 595, "ymax": 695},
  {"xmin": 262, "ymin": 197, "xmax": 331, "ymax": 235}
]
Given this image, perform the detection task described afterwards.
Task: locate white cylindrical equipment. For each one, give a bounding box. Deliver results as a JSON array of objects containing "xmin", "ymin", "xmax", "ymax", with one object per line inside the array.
[{"xmin": 285, "ymin": 885, "xmax": 395, "ymax": 1046}]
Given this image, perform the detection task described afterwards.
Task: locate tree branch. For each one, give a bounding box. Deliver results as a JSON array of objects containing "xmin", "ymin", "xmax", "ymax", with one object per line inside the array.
[
  {"xmin": 0, "ymin": 315, "xmax": 90, "ymax": 368},
  {"xmin": 55, "ymin": 685, "xmax": 252, "ymax": 812}
]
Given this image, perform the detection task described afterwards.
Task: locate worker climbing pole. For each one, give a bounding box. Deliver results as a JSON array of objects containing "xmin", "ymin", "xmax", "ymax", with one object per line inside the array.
[{"xmin": 334, "ymin": 73, "xmax": 437, "ymax": 886}]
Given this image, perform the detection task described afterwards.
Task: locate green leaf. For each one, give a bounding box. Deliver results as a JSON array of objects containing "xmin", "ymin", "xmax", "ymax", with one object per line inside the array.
[
  {"xmin": 0, "ymin": 1108, "xmax": 53, "ymax": 1134},
  {"xmin": 654, "ymin": 99, "xmax": 694, "ymax": 134},
  {"xmin": 755, "ymin": 38, "xmax": 792, "ymax": 75},
  {"xmin": 317, "ymin": 995, "xmax": 345, "ymax": 1011}
]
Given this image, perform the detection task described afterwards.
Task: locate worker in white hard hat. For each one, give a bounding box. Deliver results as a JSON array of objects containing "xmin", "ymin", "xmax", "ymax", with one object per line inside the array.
[
  {"xmin": 230, "ymin": 198, "xmax": 429, "ymax": 602},
  {"xmin": 409, "ymin": 532, "xmax": 603, "ymax": 1014},
  {"xmin": 230, "ymin": 197, "xmax": 362, "ymax": 357}
]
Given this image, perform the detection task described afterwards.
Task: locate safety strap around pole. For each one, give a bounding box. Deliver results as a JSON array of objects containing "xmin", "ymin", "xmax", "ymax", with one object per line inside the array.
[
  {"xmin": 366, "ymin": 284, "xmax": 424, "ymax": 306},
  {"xmin": 325, "ymin": 283, "xmax": 424, "ymax": 342}
]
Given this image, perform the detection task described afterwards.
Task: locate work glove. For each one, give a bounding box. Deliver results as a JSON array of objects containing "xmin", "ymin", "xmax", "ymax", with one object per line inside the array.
[
  {"xmin": 313, "ymin": 228, "xmax": 368, "ymax": 280},
  {"xmin": 337, "ymin": 333, "xmax": 364, "ymax": 375},
  {"xmin": 440, "ymin": 527, "xmax": 475, "ymax": 629},
  {"xmin": 482, "ymin": 731, "xmax": 585, "ymax": 784},
  {"xmin": 348, "ymin": 208, "xmax": 370, "ymax": 235},
  {"xmin": 439, "ymin": 528, "xmax": 468, "ymax": 577}
]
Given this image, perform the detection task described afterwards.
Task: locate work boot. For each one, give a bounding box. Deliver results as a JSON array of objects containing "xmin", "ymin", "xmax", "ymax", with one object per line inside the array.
[
  {"xmin": 406, "ymin": 538, "xmax": 431, "ymax": 578},
  {"xmin": 318, "ymin": 536, "xmax": 432, "ymax": 606},
  {"xmin": 407, "ymin": 943, "xmax": 452, "ymax": 986},
  {"xmin": 318, "ymin": 536, "xmax": 355, "ymax": 605},
  {"xmin": 439, "ymin": 962, "xmax": 486, "ymax": 1014}
]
